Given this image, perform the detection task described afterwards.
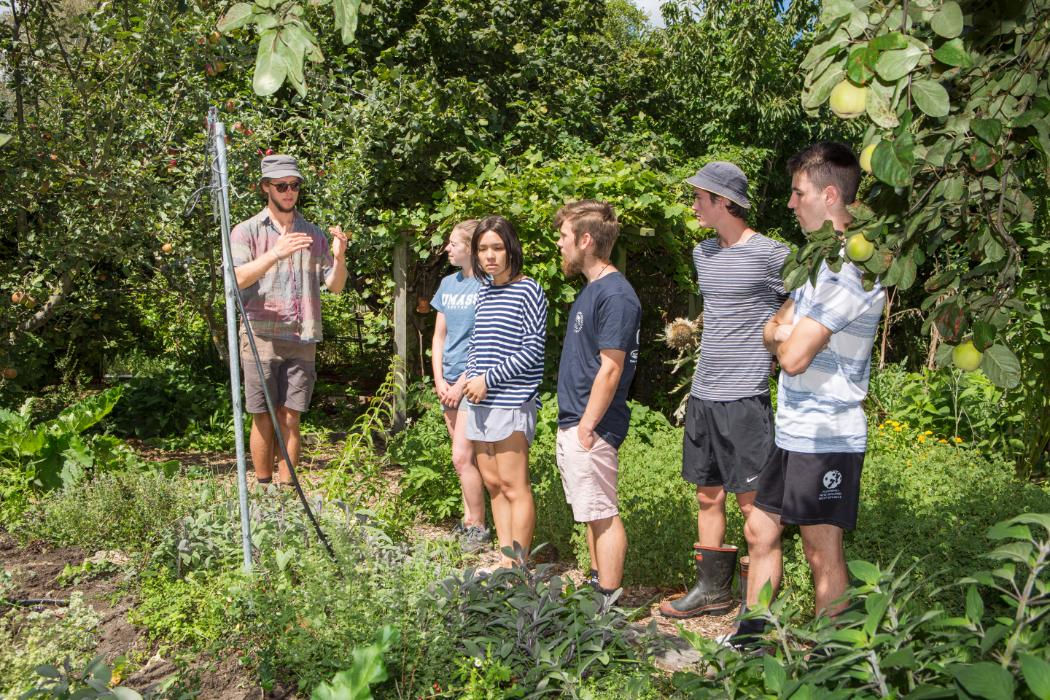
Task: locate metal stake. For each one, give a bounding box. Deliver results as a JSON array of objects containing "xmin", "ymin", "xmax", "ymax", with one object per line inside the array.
[{"xmin": 208, "ymin": 108, "xmax": 253, "ymax": 571}]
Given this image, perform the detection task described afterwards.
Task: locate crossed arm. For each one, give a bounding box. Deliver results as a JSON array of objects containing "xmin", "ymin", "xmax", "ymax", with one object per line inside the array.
[{"xmin": 763, "ymin": 299, "xmax": 832, "ymax": 376}]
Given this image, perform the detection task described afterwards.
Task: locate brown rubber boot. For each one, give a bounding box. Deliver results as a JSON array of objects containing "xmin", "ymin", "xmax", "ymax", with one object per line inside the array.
[{"xmin": 659, "ymin": 544, "xmax": 737, "ymax": 618}]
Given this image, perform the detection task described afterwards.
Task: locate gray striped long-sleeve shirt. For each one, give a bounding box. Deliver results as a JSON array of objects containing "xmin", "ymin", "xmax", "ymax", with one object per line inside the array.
[{"xmin": 689, "ymin": 234, "xmax": 790, "ymax": 402}]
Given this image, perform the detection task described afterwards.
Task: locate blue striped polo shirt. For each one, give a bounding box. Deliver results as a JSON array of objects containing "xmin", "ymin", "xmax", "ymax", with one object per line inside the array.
[
  {"xmin": 690, "ymin": 234, "xmax": 790, "ymax": 401},
  {"xmin": 465, "ymin": 277, "xmax": 548, "ymax": 408},
  {"xmin": 776, "ymin": 260, "xmax": 885, "ymax": 454}
]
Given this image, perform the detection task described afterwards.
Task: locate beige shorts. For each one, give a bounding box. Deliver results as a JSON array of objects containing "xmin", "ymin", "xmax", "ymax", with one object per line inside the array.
[
  {"xmin": 555, "ymin": 426, "xmax": 620, "ymax": 522},
  {"xmin": 240, "ymin": 333, "xmax": 317, "ymax": 414}
]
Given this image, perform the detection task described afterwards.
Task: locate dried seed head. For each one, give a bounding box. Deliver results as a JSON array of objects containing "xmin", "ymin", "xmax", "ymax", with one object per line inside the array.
[{"xmin": 664, "ymin": 318, "xmax": 699, "ymax": 350}]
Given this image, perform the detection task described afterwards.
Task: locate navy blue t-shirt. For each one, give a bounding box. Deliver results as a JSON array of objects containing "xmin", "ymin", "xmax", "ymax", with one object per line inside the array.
[{"xmin": 557, "ymin": 272, "xmax": 642, "ymax": 447}]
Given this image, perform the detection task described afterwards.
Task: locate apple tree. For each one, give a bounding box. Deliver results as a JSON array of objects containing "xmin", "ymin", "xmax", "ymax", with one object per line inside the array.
[{"xmin": 796, "ymin": 0, "xmax": 1050, "ymax": 472}]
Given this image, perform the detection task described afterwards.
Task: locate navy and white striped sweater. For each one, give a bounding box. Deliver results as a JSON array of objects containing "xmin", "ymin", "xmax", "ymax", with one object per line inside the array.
[{"xmin": 465, "ymin": 277, "xmax": 548, "ymax": 408}]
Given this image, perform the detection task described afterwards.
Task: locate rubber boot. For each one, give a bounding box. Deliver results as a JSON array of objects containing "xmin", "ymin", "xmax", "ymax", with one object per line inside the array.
[
  {"xmin": 739, "ymin": 555, "xmax": 750, "ymax": 603},
  {"xmin": 659, "ymin": 544, "xmax": 737, "ymax": 618}
]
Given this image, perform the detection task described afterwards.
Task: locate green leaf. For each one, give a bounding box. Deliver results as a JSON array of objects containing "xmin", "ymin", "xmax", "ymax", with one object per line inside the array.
[
  {"xmin": 980, "ymin": 344, "xmax": 1021, "ymax": 389},
  {"xmin": 804, "ymin": 66, "xmax": 845, "ymax": 110},
  {"xmin": 217, "ymin": 2, "xmax": 254, "ymax": 32},
  {"xmin": 847, "ymin": 45, "xmax": 878, "ymax": 85},
  {"xmin": 874, "ymin": 46, "xmax": 923, "ymax": 81},
  {"xmin": 1020, "ymin": 653, "xmax": 1050, "ymax": 699},
  {"xmin": 871, "ymin": 140, "xmax": 911, "ymax": 187},
  {"xmin": 964, "ymin": 586, "xmax": 984, "ymax": 623},
  {"xmin": 253, "ymin": 31, "xmax": 287, "ymax": 96},
  {"xmin": 332, "ymin": 0, "xmax": 361, "ymax": 45},
  {"xmin": 110, "ymin": 688, "xmax": 143, "ymax": 700},
  {"xmin": 866, "ymin": 86, "xmax": 899, "ymax": 128},
  {"xmin": 0, "ymin": 133, "xmax": 12, "ymax": 148},
  {"xmin": 933, "ymin": 38, "xmax": 971, "ymax": 67},
  {"xmin": 931, "ymin": 2, "xmax": 964, "ymax": 39},
  {"xmin": 819, "ymin": 0, "xmax": 854, "ymax": 24},
  {"xmin": 949, "ymin": 662, "xmax": 1015, "ymax": 700},
  {"xmin": 972, "ymin": 118, "xmax": 1002, "ymax": 145},
  {"xmin": 870, "ymin": 31, "xmax": 908, "ymax": 51},
  {"xmin": 971, "ymin": 320, "xmax": 995, "ymax": 350},
  {"xmin": 912, "ymin": 79, "xmax": 951, "ymax": 117},
  {"xmin": 763, "ymin": 655, "xmax": 786, "ymax": 694},
  {"xmin": 848, "ymin": 560, "xmax": 880, "ymax": 585}
]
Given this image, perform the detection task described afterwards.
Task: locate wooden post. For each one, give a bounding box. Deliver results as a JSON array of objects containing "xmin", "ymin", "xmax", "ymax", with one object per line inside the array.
[{"xmin": 393, "ymin": 234, "xmax": 409, "ymax": 432}]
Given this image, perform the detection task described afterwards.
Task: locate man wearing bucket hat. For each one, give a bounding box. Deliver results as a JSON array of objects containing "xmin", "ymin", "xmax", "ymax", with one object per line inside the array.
[
  {"xmin": 231, "ymin": 154, "xmax": 348, "ymax": 486},
  {"xmin": 659, "ymin": 161, "xmax": 789, "ymax": 619}
]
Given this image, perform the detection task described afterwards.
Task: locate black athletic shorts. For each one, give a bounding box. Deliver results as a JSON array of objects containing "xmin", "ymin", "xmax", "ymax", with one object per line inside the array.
[
  {"xmin": 754, "ymin": 448, "xmax": 864, "ymax": 530},
  {"xmin": 681, "ymin": 394, "xmax": 777, "ymax": 493}
]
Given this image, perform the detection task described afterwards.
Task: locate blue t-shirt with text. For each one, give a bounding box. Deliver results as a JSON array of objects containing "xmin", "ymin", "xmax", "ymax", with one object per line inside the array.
[
  {"xmin": 557, "ymin": 272, "xmax": 641, "ymax": 448},
  {"xmin": 431, "ymin": 272, "xmax": 482, "ymax": 382}
]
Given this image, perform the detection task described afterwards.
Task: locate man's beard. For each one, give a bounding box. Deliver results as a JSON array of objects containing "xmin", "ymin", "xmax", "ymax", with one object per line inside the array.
[
  {"xmin": 268, "ymin": 195, "xmax": 296, "ymax": 214},
  {"xmin": 561, "ymin": 253, "xmax": 583, "ymax": 277}
]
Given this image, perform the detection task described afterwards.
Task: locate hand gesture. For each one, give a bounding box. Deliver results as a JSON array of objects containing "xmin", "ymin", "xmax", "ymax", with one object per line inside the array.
[
  {"xmin": 577, "ymin": 425, "xmax": 596, "ymax": 450},
  {"xmin": 434, "ymin": 377, "xmax": 449, "ymax": 403},
  {"xmin": 328, "ymin": 225, "xmax": 350, "ymax": 259},
  {"xmin": 463, "ymin": 374, "xmax": 487, "ymax": 404},
  {"xmin": 773, "ymin": 323, "xmax": 795, "ymax": 343},
  {"xmin": 273, "ymin": 232, "xmax": 313, "ymax": 260},
  {"xmin": 443, "ymin": 378, "xmax": 465, "ymax": 408}
]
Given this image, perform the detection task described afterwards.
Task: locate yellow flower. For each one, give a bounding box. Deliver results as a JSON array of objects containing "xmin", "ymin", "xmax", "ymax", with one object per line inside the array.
[
  {"xmin": 894, "ymin": 425, "xmax": 903, "ymax": 432},
  {"xmin": 924, "ymin": 430, "xmax": 933, "ymax": 436},
  {"xmin": 954, "ymin": 436, "xmax": 963, "ymax": 443},
  {"xmin": 939, "ymin": 439, "xmax": 948, "ymax": 444},
  {"xmin": 918, "ymin": 434, "xmax": 927, "ymax": 443}
]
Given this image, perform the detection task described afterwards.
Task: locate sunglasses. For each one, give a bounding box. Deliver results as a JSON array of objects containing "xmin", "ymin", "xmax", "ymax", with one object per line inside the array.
[{"xmin": 271, "ymin": 181, "xmax": 301, "ymax": 193}]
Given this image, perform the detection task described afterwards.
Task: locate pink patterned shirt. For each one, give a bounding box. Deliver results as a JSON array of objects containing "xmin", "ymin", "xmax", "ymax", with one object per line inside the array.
[{"xmin": 231, "ymin": 207, "xmax": 334, "ymax": 343}]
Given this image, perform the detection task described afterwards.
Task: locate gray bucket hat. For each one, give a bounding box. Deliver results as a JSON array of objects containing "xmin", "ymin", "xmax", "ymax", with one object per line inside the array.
[
  {"xmin": 260, "ymin": 154, "xmax": 304, "ymax": 181},
  {"xmin": 684, "ymin": 161, "xmax": 750, "ymax": 209}
]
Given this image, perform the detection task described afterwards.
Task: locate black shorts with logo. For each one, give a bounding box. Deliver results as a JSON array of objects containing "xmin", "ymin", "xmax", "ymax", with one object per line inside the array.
[
  {"xmin": 681, "ymin": 394, "xmax": 777, "ymax": 493},
  {"xmin": 754, "ymin": 448, "xmax": 864, "ymax": 530}
]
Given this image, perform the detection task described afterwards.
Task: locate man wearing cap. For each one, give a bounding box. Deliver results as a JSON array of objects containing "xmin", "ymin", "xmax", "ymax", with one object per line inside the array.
[
  {"xmin": 659, "ymin": 161, "xmax": 789, "ymax": 619},
  {"xmin": 231, "ymin": 154, "xmax": 348, "ymax": 485}
]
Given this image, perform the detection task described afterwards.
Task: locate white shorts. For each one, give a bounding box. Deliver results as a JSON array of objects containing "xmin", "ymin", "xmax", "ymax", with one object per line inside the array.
[{"xmin": 465, "ymin": 398, "xmax": 537, "ymax": 444}]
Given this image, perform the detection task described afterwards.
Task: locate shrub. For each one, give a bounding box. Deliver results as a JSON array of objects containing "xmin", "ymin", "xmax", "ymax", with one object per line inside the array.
[
  {"xmin": 672, "ymin": 512, "xmax": 1050, "ymax": 698},
  {"xmin": 431, "ymin": 558, "xmax": 658, "ymax": 698},
  {"xmin": 394, "ymin": 392, "xmax": 1050, "ymax": 606},
  {"xmin": 16, "ymin": 471, "xmax": 195, "ymax": 552},
  {"xmin": 0, "ymin": 593, "xmax": 101, "ymax": 697}
]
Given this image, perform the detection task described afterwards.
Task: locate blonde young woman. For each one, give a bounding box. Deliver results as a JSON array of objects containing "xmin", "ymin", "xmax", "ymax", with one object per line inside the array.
[
  {"xmin": 431, "ymin": 219, "xmax": 490, "ymax": 552},
  {"xmin": 462, "ymin": 216, "xmax": 548, "ymax": 569}
]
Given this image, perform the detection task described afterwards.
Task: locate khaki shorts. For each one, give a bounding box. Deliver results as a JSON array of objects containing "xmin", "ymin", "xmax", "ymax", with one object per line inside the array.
[
  {"xmin": 240, "ymin": 333, "xmax": 317, "ymax": 414},
  {"xmin": 556, "ymin": 426, "xmax": 620, "ymax": 522}
]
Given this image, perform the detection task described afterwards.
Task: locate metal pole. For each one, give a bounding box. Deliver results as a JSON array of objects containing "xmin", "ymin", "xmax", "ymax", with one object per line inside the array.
[{"xmin": 209, "ymin": 110, "xmax": 253, "ymax": 571}]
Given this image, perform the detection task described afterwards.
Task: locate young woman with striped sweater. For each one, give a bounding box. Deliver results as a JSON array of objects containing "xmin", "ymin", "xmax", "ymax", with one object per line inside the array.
[{"xmin": 462, "ymin": 216, "xmax": 548, "ymax": 569}]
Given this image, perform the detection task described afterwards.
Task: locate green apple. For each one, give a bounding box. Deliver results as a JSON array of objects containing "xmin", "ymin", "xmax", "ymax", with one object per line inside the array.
[
  {"xmin": 829, "ymin": 81, "xmax": 867, "ymax": 119},
  {"xmin": 845, "ymin": 233, "xmax": 874, "ymax": 262},
  {"xmin": 952, "ymin": 341, "xmax": 983, "ymax": 372}
]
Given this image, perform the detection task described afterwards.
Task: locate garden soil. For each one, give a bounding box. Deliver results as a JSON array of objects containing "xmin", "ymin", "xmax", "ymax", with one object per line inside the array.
[{"xmin": 0, "ymin": 534, "xmax": 275, "ymax": 698}]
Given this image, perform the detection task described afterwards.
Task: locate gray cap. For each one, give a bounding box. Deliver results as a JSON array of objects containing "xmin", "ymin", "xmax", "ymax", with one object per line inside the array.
[
  {"xmin": 683, "ymin": 161, "xmax": 750, "ymax": 209},
  {"xmin": 260, "ymin": 154, "xmax": 304, "ymax": 181}
]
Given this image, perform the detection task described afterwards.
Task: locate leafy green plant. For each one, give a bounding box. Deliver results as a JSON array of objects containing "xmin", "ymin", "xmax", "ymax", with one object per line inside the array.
[
  {"xmin": 672, "ymin": 512, "xmax": 1050, "ymax": 699},
  {"xmin": 321, "ymin": 363, "xmax": 408, "ymax": 533},
  {"xmin": 0, "ymin": 388, "xmax": 126, "ymax": 492},
  {"xmin": 18, "ymin": 656, "xmax": 142, "ymax": 700},
  {"xmin": 310, "ymin": 626, "xmax": 399, "ymax": 700},
  {"xmin": 17, "ymin": 471, "xmax": 195, "ymax": 553},
  {"xmin": 388, "ymin": 383, "xmax": 461, "ymax": 524},
  {"xmin": 431, "ymin": 553, "xmax": 657, "ymax": 698},
  {"xmin": 0, "ymin": 593, "xmax": 102, "ymax": 697}
]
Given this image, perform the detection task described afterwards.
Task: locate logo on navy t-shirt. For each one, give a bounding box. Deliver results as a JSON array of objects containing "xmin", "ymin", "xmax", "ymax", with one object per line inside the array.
[{"xmin": 573, "ymin": 311, "xmax": 584, "ymax": 333}]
